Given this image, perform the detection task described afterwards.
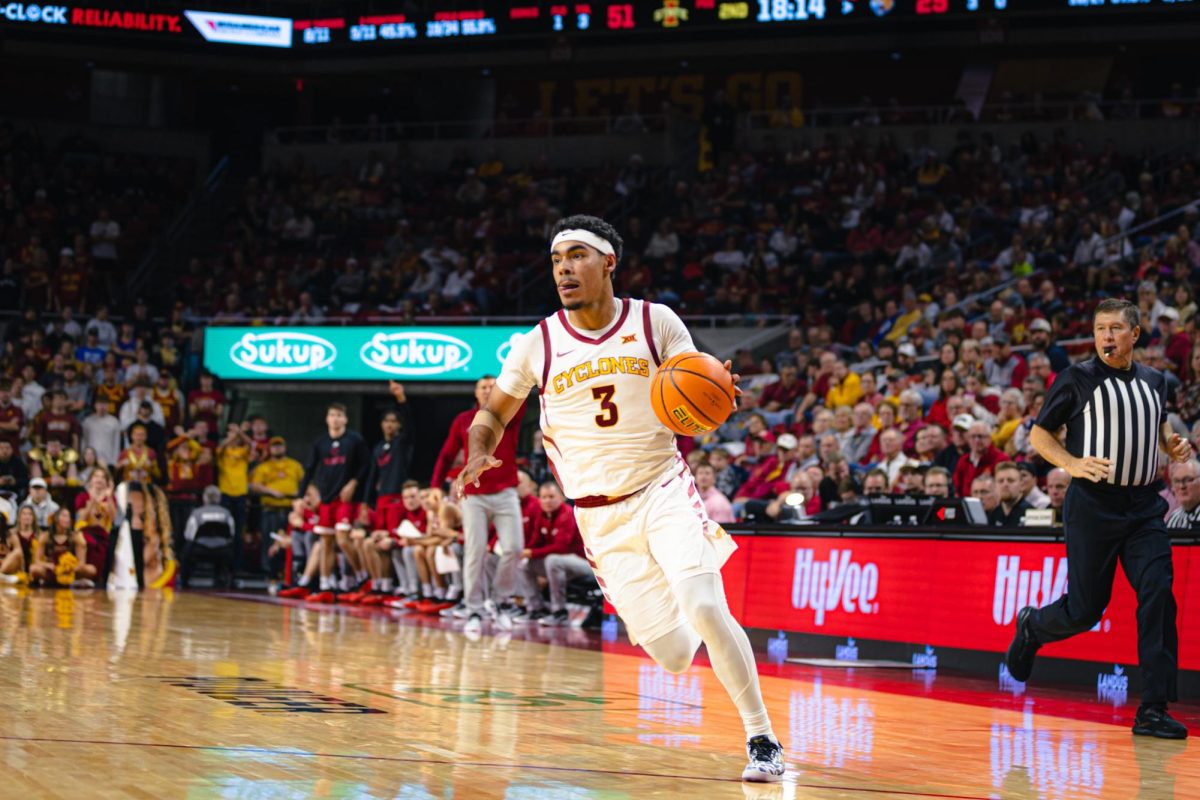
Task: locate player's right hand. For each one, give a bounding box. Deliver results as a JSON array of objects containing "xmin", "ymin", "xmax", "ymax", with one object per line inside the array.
[
  {"xmin": 1068, "ymin": 455, "xmax": 1112, "ymax": 482},
  {"xmin": 455, "ymin": 455, "xmax": 502, "ymax": 500}
]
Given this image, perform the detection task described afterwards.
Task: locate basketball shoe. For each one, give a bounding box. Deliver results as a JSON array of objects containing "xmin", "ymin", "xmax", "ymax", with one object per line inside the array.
[{"xmin": 742, "ymin": 735, "xmax": 785, "ymax": 782}]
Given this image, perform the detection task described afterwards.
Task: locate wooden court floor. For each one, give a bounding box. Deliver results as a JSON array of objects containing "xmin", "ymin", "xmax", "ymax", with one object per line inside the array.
[{"xmin": 0, "ymin": 590, "xmax": 1196, "ymax": 799}]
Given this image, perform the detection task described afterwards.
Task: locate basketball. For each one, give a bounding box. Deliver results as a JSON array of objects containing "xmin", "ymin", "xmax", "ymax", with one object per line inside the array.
[{"xmin": 650, "ymin": 352, "xmax": 737, "ymax": 436}]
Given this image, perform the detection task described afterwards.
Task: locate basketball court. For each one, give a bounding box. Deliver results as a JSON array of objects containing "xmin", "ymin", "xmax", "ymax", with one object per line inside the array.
[{"xmin": 1, "ymin": 589, "xmax": 1194, "ymax": 799}]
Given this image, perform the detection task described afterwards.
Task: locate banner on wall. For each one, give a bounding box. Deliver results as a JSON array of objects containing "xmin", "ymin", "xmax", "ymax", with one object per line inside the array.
[
  {"xmin": 202, "ymin": 326, "xmax": 528, "ymax": 381},
  {"xmin": 716, "ymin": 534, "xmax": 1197, "ymax": 670}
]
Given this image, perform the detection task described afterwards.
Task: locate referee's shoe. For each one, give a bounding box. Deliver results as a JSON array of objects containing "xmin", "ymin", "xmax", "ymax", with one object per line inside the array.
[
  {"xmin": 1133, "ymin": 704, "xmax": 1188, "ymax": 739},
  {"xmin": 1005, "ymin": 606, "xmax": 1041, "ymax": 682}
]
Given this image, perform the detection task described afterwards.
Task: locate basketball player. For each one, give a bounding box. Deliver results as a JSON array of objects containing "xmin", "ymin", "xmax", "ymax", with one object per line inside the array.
[
  {"xmin": 456, "ymin": 215, "xmax": 785, "ymax": 782},
  {"xmin": 1006, "ymin": 299, "xmax": 1190, "ymax": 739},
  {"xmin": 302, "ymin": 402, "xmax": 370, "ymax": 603}
]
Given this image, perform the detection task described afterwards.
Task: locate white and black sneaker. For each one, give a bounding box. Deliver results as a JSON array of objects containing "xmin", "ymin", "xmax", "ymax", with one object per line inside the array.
[
  {"xmin": 742, "ymin": 735, "xmax": 784, "ymax": 782},
  {"xmin": 440, "ymin": 601, "xmax": 466, "ymax": 619},
  {"xmin": 463, "ymin": 614, "xmax": 483, "ymax": 635},
  {"xmin": 495, "ymin": 603, "xmax": 516, "ymax": 631},
  {"xmin": 538, "ymin": 609, "xmax": 569, "ymax": 627}
]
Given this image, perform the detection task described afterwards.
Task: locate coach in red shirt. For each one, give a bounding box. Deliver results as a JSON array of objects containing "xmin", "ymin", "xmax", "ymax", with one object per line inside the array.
[
  {"xmin": 952, "ymin": 419, "xmax": 1010, "ymax": 498},
  {"xmin": 432, "ymin": 375, "xmax": 526, "ymax": 630},
  {"xmin": 518, "ymin": 481, "xmax": 586, "ymax": 624}
]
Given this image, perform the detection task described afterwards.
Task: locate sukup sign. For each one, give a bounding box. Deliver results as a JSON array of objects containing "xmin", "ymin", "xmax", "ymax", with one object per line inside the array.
[{"xmin": 204, "ymin": 326, "xmax": 527, "ymax": 382}]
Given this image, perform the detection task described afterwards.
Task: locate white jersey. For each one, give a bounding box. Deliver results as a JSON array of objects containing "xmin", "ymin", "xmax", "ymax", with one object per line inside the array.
[{"xmin": 497, "ymin": 297, "xmax": 695, "ymax": 500}]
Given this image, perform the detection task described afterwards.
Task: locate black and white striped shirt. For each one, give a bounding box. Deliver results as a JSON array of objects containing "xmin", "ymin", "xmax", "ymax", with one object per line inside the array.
[
  {"xmin": 1167, "ymin": 505, "xmax": 1200, "ymax": 529},
  {"xmin": 1036, "ymin": 357, "xmax": 1168, "ymax": 488}
]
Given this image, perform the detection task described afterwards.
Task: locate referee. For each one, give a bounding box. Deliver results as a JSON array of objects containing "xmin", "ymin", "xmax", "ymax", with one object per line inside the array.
[{"xmin": 1006, "ymin": 298, "xmax": 1190, "ymax": 739}]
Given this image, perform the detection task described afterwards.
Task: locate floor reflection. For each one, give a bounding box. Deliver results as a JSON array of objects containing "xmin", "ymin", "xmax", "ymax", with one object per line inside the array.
[{"xmin": 0, "ymin": 590, "xmax": 1196, "ymax": 800}]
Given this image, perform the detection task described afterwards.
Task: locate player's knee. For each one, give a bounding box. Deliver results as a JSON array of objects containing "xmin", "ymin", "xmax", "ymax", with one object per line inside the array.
[
  {"xmin": 681, "ymin": 597, "xmax": 725, "ymax": 637},
  {"xmin": 656, "ymin": 648, "xmax": 694, "ymax": 675}
]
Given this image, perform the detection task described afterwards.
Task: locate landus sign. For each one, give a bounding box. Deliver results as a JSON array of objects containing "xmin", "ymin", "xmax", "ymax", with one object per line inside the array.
[{"xmin": 203, "ymin": 326, "xmax": 527, "ymax": 381}]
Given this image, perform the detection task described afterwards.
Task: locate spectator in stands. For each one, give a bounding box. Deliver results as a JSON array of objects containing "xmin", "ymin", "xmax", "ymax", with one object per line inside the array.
[
  {"xmin": 0, "ymin": 382, "xmax": 23, "ymax": 451},
  {"xmin": 1166, "ymin": 460, "xmax": 1200, "ymax": 530},
  {"xmin": 1045, "ymin": 468, "xmax": 1070, "ymax": 514},
  {"xmin": 839, "ymin": 402, "xmax": 875, "ymax": 465},
  {"xmin": 983, "ymin": 332, "xmax": 1027, "ymax": 389},
  {"xmin": 990, "ymin": 462, "xmax": 1031, "ymax": 527},
  {"xmin": 217, "ymin": 423, "xmax": 253, "ymax": 571},
  {"xmin": 188, "ymin": 373, "xmax": 225, "ymax": 434},
  {"xmin": 733, "ymin": 433, "xmax": 798, "ymax": 518},
  {"xmin": 694, "ymin": 462, "xmax": 734, "ymax": 523},
  {"xmin": 914, "ymin": 424, "xmax": 949, "ymax": 465},
  {"xmin": 877, "ymin": 428, "xmax": 913, "ymax": 486},
  {"xmin": 954, "ymin": 420, "xmax": 1009, "ymax": 497},
  {"xmin": 895, "ymin": 390, "xmax": 927, "ymax": 453},
  {"xmin": 765, "ymin": 469, "xmax": 817, "ymax": 523},
  {"xmin": 89, "ymin": 209, "xmax": 121, "ymax": 304},
  {"xmin": 34, "ymin": 391, "xmax": 80, "ymax": 451},
  {"xmin": 1154, "ymin": 307, "xmax": 1190, "ymax": 372},
  {"xmin": 116, "ymin": 423, "xmax": 158, "ymax": 485},
  {"xmin": 0, "ymin": 440, "xmax": 29, "ymax": 495},
  {"xmin": 971, "ymin": 473, "xmax": 999, "ymax": 515},
  {"xmin": 249, "ymin": 435, "xmax": 304, "ymax": 577},
  {"xmin": 760, "ymin": 361, "xmax": 804, "ymax": 414},
  {"xmin": 119, "ymin": 385, "xmax": 164, "ymax": 430},
  {"xmin": 21, "ymin": 478, "xmax": 60, "ymax": 529},
  {"xmin": 1028, "ymin": 317, "xmax": 1070, "ymax": 372},
  {"xmin": 152, "ymin": 374, "xmax": 184, "ymax": 431},
  {"xmin": 862, "ymin": 469, "xmax": 889, "ymax": 496},
  {"xmin": 126, "ymin": 402, "xmax": 167, "ymax": 471},
  {"xmin": 925, "ymin": 466, "xmax": 952, "ymax": 498},
  {"xmin": 708, "ymin": 446, "xmax": 746, "ymax": 500},
  {"xmin": 1016, "ymin": 462, "xmax": 1051, "ymax": 509},
  {"xmin": 992, "ymin": 388, "xmax": 1026, "ymax": 452},
  {"xmin": 82, "ymin": 397, "xmax": 121, "ymax": 467},
  {"xmin": 74, "ymin": 331, "xmax": 107, "ymax": 367},
  {"xmin": 85, "ymin": 306, "xmax": 117, "ymax": 349}
]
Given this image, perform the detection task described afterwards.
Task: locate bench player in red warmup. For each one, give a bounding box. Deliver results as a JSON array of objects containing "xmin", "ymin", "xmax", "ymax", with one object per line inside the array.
[{"xmin": 456, "ymin": 214, "xmax": 785, "ymax": 782}]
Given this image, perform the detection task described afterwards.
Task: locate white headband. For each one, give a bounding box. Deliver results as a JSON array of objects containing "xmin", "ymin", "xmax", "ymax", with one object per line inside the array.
[{"xmin": 550, "ymin": 229, "xmax": 616, "ymax": 257}]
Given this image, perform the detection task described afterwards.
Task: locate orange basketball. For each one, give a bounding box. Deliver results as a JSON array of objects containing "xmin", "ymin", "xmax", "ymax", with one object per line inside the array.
[{"xmin": 650, "ymin": 352, "xmax": 736, "ymax": 436}]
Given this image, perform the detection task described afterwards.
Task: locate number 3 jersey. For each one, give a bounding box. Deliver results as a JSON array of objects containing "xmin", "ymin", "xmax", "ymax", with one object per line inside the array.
[{"xmin": 497, "ymin": 297, "xmax": 696, "ymax": 500}]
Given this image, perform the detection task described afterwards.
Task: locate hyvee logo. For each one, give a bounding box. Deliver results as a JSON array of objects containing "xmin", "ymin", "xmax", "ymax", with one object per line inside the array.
[
  {"xmin": 792, "ymin": 549, "xmax": 880, "ymax": 626},
  {"xmin": 992, "ymin": 555, "xmax": 1068, "ymax": 626},
  {"xmin": 361, "ymin": 332, "xmax": 472, "ymax": 376},
  {"xmin": 231, "ymin": 332, "xmax": 336, "ymax": 375}
]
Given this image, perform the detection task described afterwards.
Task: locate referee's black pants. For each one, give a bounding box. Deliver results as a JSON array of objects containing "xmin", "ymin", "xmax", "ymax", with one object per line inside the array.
[{"xmin": 1031, "ymin": 482, "xmax": 1178, "ymax": 704}]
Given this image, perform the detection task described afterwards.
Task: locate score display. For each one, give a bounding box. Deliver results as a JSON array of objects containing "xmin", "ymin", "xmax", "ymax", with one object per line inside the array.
[{"xmin": 0, "ymin": 0, "xmax": 1194, "ymax": 51}]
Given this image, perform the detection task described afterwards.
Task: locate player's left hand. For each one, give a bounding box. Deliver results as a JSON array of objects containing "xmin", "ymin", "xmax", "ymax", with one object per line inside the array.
[
  {"xmin": 722, "ymin": 360, "xmax": 743, "ymax": 402},
  {"xmin": 1166, "ymin": 433, "xmax": 1192, "ymax": 463},
  {"xmin": 388, "ymin": 380, "xmax": 407, "ymax": 402}
]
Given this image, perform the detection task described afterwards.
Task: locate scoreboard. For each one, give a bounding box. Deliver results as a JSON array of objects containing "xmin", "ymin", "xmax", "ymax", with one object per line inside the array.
[{"xmin": 0, "ymin": 0, "xmax": 1196, "ymax": 51}]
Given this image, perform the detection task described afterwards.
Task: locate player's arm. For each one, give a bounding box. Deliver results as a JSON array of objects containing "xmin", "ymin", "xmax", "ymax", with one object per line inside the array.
[
  {"xmin": 1029, "ymin": 425, "xmax": 1110, "ymax": 482},
  {"xmin": 456, "ymin": 388, "xmax": 525, "ymax": 497},
  {"xmin": 652, "ymin": 302, "xmax": 741, "ymax": 400}
]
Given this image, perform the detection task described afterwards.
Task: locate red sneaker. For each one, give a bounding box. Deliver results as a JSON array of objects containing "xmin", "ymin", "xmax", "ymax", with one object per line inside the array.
[
  {"xmin": 278, "ymin": 586, "xmax": 311, "ymax": 599},
  {"xmin": 402, "ymin": 597, "xmax": 425, "ymax": 610},
  {"xmin": 359, "ymin": 594, "xmax": 388, "ymax": 606},
  {"xmin": 306, "ymin": 591, "xmax": 337, "ymax": 604},
  {"xmin": 383, "ymin": 596, "xmax": 409, "ymax": 609},
  {"xmin": 422, "ymin": 600, "xmax": 456, "ymax": 613},
  {"xmin": 340, "ymin": 592, "xmax": 367, "ymax": 604}
]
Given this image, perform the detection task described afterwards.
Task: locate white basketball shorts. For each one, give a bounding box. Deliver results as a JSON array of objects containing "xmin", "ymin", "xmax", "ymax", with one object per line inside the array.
[{"xmin": 574, "ymin": 458, "xmax": 737, "ymax": 646}]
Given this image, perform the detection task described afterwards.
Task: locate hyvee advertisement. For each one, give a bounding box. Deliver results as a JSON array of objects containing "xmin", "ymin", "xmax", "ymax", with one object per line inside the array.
[
  {"xmin": 203, "ymin": 326, "xmax": 527, "ymax": 381},
  {"xmin": 717, "ymin": 535, "xmax": 1198, "ymax": 670}
]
